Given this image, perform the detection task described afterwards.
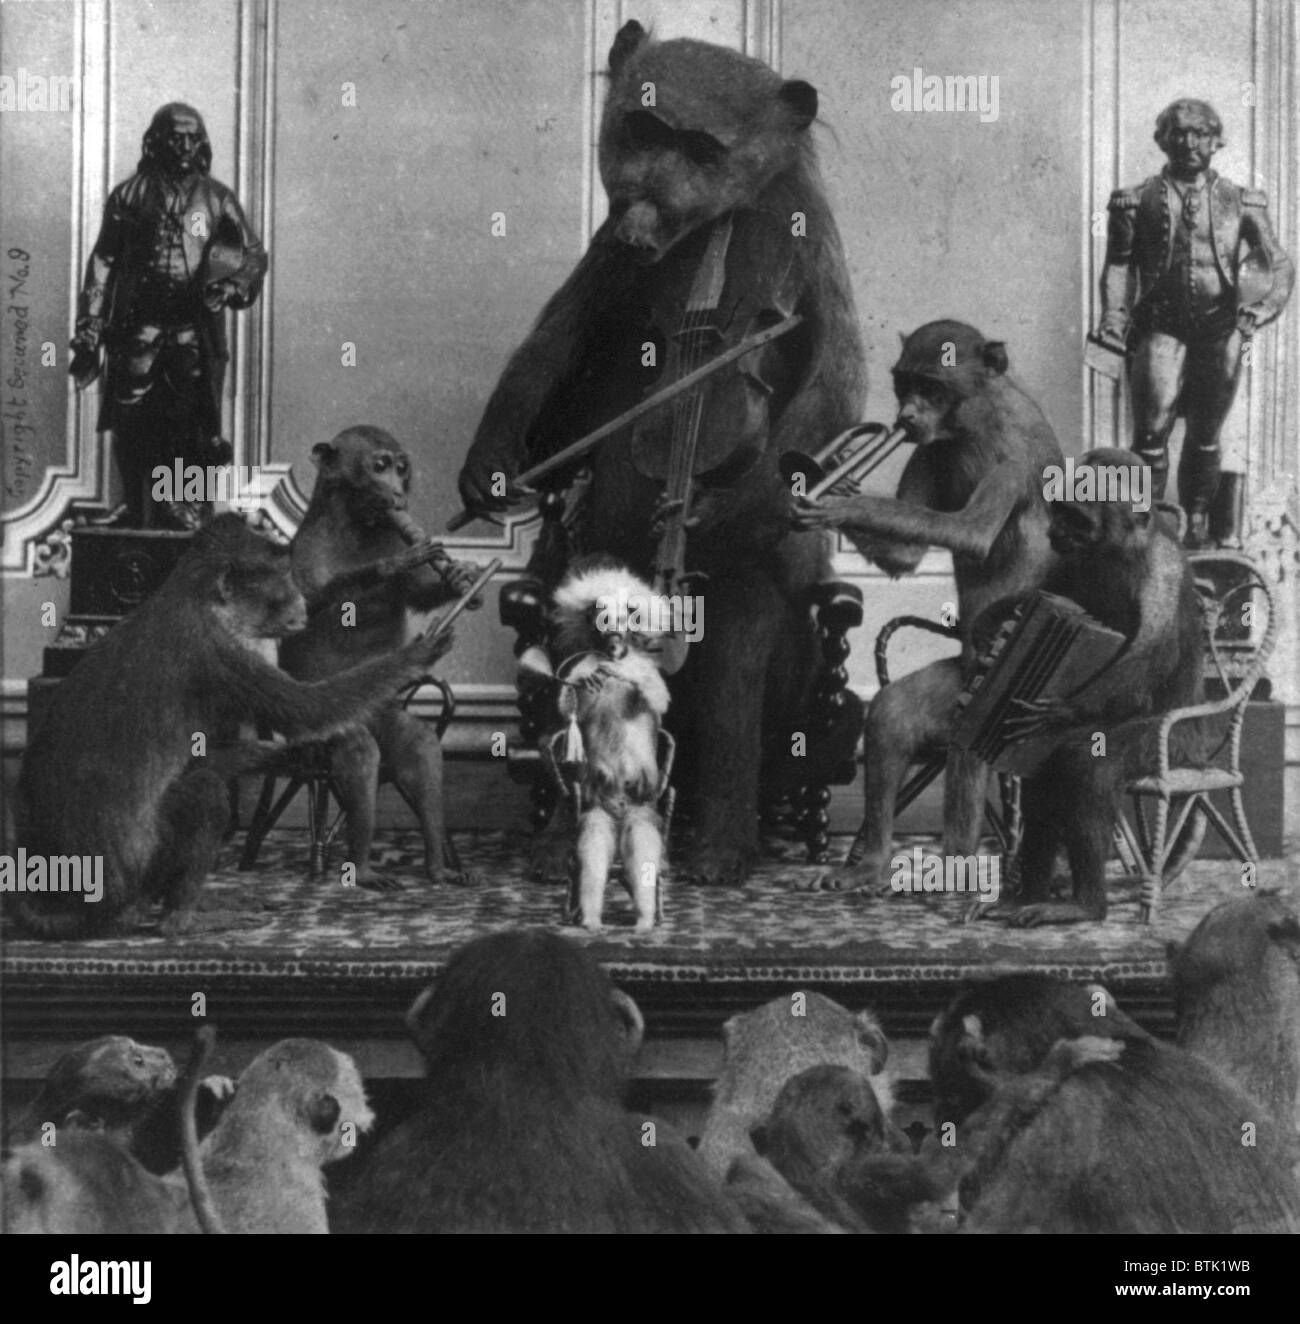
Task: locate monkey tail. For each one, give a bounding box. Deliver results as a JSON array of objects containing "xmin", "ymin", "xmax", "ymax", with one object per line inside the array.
[{"xmin": 180, "ymin": 1026, "xmax": 226, "ymax": 1234}]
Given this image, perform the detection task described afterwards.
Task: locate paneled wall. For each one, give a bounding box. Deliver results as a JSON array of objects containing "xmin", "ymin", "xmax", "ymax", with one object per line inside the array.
[{"xmin": 2, "ymin": 1, "xmax": 1295, "ymax": 794}]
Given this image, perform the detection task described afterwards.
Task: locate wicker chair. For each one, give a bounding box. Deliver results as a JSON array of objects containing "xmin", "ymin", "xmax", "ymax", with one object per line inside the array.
[{"xmin": 1125, "ymin": 551, "xmax": 1277, "ymax": 921}]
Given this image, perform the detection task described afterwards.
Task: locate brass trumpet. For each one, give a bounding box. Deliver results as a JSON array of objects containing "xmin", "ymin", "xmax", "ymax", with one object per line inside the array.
[{"xmin": 780, "ymin": 422, "xmax": 911, "ymax": 500}]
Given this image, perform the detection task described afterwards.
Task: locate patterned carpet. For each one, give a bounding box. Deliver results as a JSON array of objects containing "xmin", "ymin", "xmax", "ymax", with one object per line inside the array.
[{"xmin": 4, "ymin": 829, "xmax": 1296, "ymax": 984}]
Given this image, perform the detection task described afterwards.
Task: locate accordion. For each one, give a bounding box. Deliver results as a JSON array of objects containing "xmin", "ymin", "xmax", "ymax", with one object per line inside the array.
[{"xmin": 952, "ymin": 591, "xmax": 1127, "ymax": 776}]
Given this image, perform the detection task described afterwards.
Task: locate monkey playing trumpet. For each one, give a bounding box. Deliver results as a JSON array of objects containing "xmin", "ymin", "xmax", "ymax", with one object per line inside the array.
[{"xmin": 520, "ymin": 556, "xmax": 675, "ymax": 932}]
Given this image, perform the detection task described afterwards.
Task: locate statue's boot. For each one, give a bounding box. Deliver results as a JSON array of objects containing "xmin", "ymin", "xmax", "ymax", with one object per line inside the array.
[{"xmin": 1208, "ymin": 471, "xmax": 1246, "ymax": 551}]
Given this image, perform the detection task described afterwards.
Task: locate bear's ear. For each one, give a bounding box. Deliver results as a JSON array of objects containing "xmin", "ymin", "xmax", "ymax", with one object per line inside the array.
[
  {"xmin": 310, "ymin": 440, "xmax": 339, "ymax": 468},
  {"xmin": 609, "ymin": 19, "xmax": 647, "ymax": 76},
  {"xmin": 982, "ymin": 341, "xmax": 1009, "ymax": 376},
  {"xmin": 778, "ymin": 80, "xmax": 818, "ymax": 130}
]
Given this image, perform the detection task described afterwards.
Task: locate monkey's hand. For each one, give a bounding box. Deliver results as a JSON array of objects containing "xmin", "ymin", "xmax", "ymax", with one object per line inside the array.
[
  {"xmin": 1002, "ymin": 695, "xmax": 1073, "ymax": 742},
  {"xmin": 445, "ymin": 558, "xmax": 486, "ymax": 609},
  {"xmin": 1042, "ymin": 1036, "xmax": 1124, "ymax": 1078},
  {"xmin": 410, "ymin": 618, "xmax": 456, "ymax": 666},
  {"xmin": 1236, "ymin": 306, "xmax": 1261, "ymax": 338},
  {"xmin": 789, "ymin": 494, "xmax": 849, "ymax": 531},
  {"xmin": 457, "ymin": 459, "xmax": 528, "ymax": 519},
  {"xmin": 576, "ymin": 664, "xmax": 619, "ymax": 696},
  {"xmin": 394, "ymin": 537, "xmax": 447, "ymax": 573}
]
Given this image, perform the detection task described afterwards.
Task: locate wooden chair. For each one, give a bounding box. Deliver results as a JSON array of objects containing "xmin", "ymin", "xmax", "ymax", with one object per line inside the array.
[
  {"xmin": 237, "ymin": 676, "xmax": 457, "ymax": 877},
  {"xmin": 1126, "ymin": 551, "xmax": 1277, "ymax": 921}
]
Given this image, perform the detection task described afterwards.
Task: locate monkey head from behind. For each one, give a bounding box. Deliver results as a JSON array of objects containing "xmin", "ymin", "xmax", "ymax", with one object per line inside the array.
[
  {"xmin": 335, "ymin": 929, "xmax": 746, "ymax": 1233},
  {"xmin": 1171, "ymin": 891, "xmax": 1300, "ymax": 1132},
  {"xmin": 930, "ymin": 975, "xmax": 1300, "ymax": 1233}
]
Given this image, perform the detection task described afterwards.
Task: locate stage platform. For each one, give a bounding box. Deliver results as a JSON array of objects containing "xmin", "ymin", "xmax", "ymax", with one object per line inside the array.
[{"xmin": 4, "ymin": 829, "xmax": 1297, "ymax": 1113}]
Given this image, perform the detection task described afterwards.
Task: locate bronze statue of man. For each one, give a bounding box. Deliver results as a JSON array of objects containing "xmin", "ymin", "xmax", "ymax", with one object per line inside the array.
[
  {"xmin": 70, "ymin": 103, "xmax": 268, "ymax": 528},
  {"xmin": 1097, "ymin": 98, "xmax": 1292, "ymax": 547}
]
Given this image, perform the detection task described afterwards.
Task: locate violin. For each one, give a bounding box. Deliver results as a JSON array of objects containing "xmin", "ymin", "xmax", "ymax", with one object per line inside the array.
[{"xmin": 633, "ymin": 212, "xmax": 798, "ymax": 671}]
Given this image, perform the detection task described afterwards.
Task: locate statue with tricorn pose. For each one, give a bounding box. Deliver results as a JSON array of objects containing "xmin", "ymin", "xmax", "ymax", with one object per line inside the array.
[{"xmin": 1095, "ymin": 98, "xmax": 1292, "ymax": 548}]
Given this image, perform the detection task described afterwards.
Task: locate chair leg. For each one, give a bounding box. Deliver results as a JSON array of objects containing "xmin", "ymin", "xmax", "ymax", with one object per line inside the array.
[
  {"xmin": 998, "ymin": 774, "xmax": 1022, "ymax": 858},
  {"xmin": 800, "ymin": 783, "xmax": 833, "ymax": 862},
  {"xmin": 1138, "ymin": 795, "xmax": 1170, "ymax": 924},
  {"xmin": 239, "ymin": 776, "xmax": 304, "ymax": 870},
  {"xmin": 1199, "ymin": 795, "xmax": 1252, "ymax": 864},
  {"xmin": 1227, "ymin": 786, "xmax": 1260, "ymax": 864},
  {"xmin": 309, "ymin": 781, "xmax": 332, "ymax": 878}
]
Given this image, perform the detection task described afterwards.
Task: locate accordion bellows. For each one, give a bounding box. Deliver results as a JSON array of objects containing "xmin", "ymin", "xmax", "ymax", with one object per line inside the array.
[{"xmin": 953, "ymin": 591, "xmax": 1127, "ymax": 776}]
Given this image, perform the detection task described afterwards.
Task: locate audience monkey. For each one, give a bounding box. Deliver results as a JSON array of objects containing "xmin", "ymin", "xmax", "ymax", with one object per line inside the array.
[
  {"xmin": 698, "ymin": 992, "xmax": 896, "ymax": 1181},
  {"xmin": 749, "ymin": 1064, "xmax": 945, "ymax": 1233},
  {"xmin": 12, "ymin": 514, "xmax": 457, "ymax": 938},
  {"xmin": 335, "ymin": 930, "xmax": 747, "ymax": 1233},
  {"xmin": 3, "ymin": 1028, "xmax": 222, "ymax": 1234},
  {"xmin": 791, "ymin": 321, "xmax": 1062, "ymax": 892},
  {"xmin": 930, "ymin": 976, "xmax": 1300, "ymax": 1233},
  {"xmin": 7, "ymin": 1037, "xmax": 177, "ymax": 1152},
  {"xmin": 280, "ymin": 426, "xmax": 484, "ymax": 889},
  {"xmin": 182, "ymin": 1038, "xmax": 373, "ymax": 1233},
  {"xmin": 1171, "ymin": 891, "xmax": 1300, "ymax": 1131},
  {"xmin": 533, "ymin": 555, "xmax": 672, "ymax": 931}
]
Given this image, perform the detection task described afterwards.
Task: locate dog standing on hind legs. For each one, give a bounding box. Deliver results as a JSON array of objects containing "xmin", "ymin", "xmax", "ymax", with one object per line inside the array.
[{"xmin": 532, "ymin": 556, "xmax": 673, "ymax": 932}]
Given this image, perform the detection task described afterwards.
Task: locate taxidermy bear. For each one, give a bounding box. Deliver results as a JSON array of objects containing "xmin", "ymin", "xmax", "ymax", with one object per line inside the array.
[{"xmin": 460, "ymin": 19, "xmax": 867, "ymax": 884}]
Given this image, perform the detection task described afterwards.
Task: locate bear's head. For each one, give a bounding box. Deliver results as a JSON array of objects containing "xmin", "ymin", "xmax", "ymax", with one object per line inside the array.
[{"xmin": 598, "ymin": 20, "xmax": 819, "ymax": 263}]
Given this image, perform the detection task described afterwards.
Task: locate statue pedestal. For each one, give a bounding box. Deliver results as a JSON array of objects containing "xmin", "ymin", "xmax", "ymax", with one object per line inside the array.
[{"xmin": 28, "ymin": 527, "xmax": 193, "ymax": 738}]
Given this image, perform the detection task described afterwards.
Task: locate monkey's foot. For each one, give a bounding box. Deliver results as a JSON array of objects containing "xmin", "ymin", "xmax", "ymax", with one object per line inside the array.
[
  {"xmin": 159, "ymin": 908, "xmax": 272, "ymax": 938},
  {"xmin": 962, "ymin": 896, "xmax": 1020, "ymax": 924},
  {"xmin": 528, "ymin": 834, "xmax": 575, "ymax": 885},
  {"xmin": 793, "ymin": 862, "xmax": 879, "ymax": 893},
  {"xmin": 682, "ymin": 843, "xmax": 751, "ymax": 887},
  {"xmin": 427, "ymin": 866, "xmax": 482, "ymax": 888},
  {"xmin": 1001, "ymin": 902, "xmax": 1097, "ymax": 928},
  {"xmin": 355, "ymin": 871, "xmax": 404, "ymax": 893}
]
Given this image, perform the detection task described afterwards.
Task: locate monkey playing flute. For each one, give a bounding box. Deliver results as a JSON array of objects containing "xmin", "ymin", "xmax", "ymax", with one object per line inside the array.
[{"xmin": 281, "ymin": 426, "xmax": 489, "ymax": 889}]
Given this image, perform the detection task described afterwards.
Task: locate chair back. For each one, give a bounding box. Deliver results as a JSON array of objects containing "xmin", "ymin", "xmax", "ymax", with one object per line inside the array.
[{"xmin": 1186, "ymin": 551, "xmax": 1277, "ymax": 718}]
